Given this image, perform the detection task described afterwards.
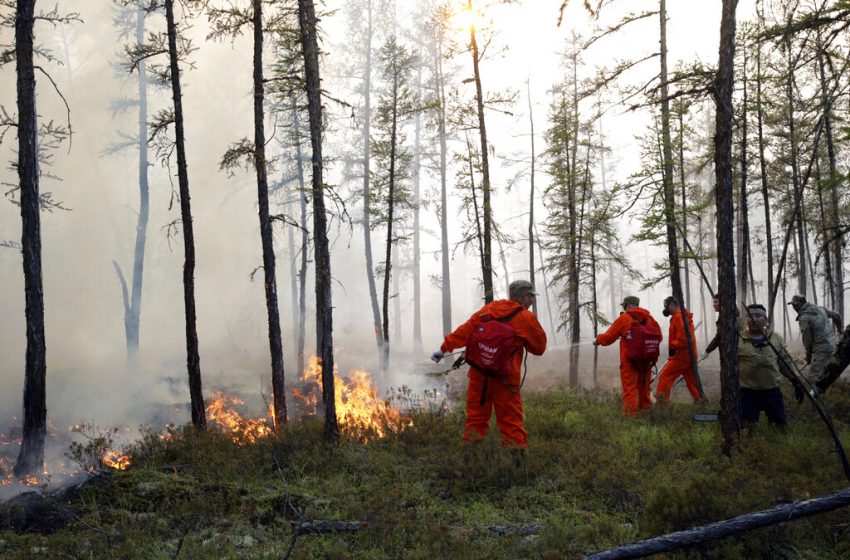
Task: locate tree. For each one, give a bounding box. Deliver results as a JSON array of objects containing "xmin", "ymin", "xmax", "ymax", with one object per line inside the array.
[
  {"xmin": 370, "ymin": 35, "xmax": 416, "ymax": 375},
  {"xmin": 298, "ymin": 0, "xmax": 338, "ymax": 442},
  {"xmin": 4, "ymin": 0, "xmax": 77, "ymax": 478},
  {"xmin": 127, "ymin": 0, "xmax": 206, "ymax": 428},
  {"xmin": 715, "ymin": 0, "xmax": 740, "ymax": 455},
  {"xmin": 110, "ymin": 0, "xmax": 151, "ymax": 372},
  {"xmin": 208, "ymin": 0, "xmax": 289, "ymax": 429}
]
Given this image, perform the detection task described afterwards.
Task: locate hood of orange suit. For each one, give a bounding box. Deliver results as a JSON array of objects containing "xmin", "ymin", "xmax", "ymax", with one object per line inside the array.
[
  {"xmin": 626, "ymin": 306, "xmax": 653, "ymax": 322},
  {"xmin": 479, "ymin": 299, "xmax": 524, "ymax": 319}
]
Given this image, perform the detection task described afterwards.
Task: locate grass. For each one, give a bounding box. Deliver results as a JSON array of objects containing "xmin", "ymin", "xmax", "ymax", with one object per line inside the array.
[{"xmin": 4, "ymin": 383, "xmax": 850, "ymax": 559}]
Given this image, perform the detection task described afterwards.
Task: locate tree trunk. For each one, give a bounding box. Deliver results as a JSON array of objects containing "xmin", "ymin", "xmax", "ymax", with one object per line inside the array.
[
  {"xmin": 714, "ymin": 0, "xmax": 740, "ymax": 455},
  {"xmin": 14, "ymin": 0, "xmax": 47, "ymax": 478},
  {"xmin": 299, "ymin": 0, "xmax": 339, "ymax": 441},
  {"xmin": 166, "ymin": 0, "xmax": 205, "ymax": 429},
  {"xmin": 737, "ymin": 43, "xmax": 750, "ymax": 306},
  {"xmin": 126, "ymin": 2, "xmax": 149, "ymax": 372},
  {"xmin": 754, "ymin": 6, "xmax": 775, "ymax": 316},
  {"xmin": 818, "ymin": 45, "xmax": 843, "ymax": 318},
  {"xmin": 292, "ymin": 97, "xmax": 308, "ymax": 378},
  {"xmin": 660, "ymin": 0, "xmax": 702, "ymax": 398},
  {"xmin": 412, "ymin": 47, "xmax": 423, "ymax": 355},
  {"xmin": 677, "ymin": 110, "xmax": 690, "ymax": 309},
  {"xmin": 253, "ymin": 0, "xmax": 287, "ymax": 429},
  {"xmin": 468, "ymin": 0, "xmax": 493, "ymax": 303},
  {"xmin": 527, "ymin": 81, "xmax": 537, "ymax": 315},
  {"xmin": 435, "ymin": 27, "xmax": 452, "ymax": 337},
  {"xmin": 381, "ymin": 51, "xmax": 400, "ymax": 376},
  {"xmin": 360, "ymin": 1, "xmax": 384, "ymax": 366}
]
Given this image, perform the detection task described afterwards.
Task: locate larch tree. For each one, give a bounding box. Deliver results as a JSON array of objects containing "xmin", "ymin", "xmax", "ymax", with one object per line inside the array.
[
  {"xmin": 207, "ymin": 0, "xmax": 291, "ymax": 429},
  {"xmin": 127, "ymin": 0, "xmax": 206, "ymax": 428},
  {"xmin": 297, "ymin": 0, "xmax": 338, "ymax": 442}
]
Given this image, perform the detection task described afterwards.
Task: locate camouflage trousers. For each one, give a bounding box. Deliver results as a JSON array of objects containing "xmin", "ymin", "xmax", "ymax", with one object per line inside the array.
[{"xmin": 816, "ymin": 327, "xmax": 850, "ymax": 393}]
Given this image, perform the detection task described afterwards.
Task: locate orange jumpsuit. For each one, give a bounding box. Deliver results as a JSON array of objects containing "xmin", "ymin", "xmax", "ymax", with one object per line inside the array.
[
  {"xmin": 595, "ymin": 307, "xmax": 661, "ymax": 416},
  {"xmin": 655, "ymin": 308, "xmax": 701, "ymax": 403},
  {"xmin": 440, "ymin": 300, "xmax": 547, "ymax": 448}
]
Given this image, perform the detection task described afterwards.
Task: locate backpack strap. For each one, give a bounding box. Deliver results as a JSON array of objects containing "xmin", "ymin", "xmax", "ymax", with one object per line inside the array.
[
  {"xmin": 497, "ymin": 306, "xmax": 524, "ymax": 323},
  {"xmin": 626, "ymin": 311, "xmax": 646, "ymax": 325}
]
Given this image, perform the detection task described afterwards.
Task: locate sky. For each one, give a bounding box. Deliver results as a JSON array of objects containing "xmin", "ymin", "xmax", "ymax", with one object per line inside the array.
[{"xmin": 0, "ymin": 0, "xmax": 763, "ymax": 426}]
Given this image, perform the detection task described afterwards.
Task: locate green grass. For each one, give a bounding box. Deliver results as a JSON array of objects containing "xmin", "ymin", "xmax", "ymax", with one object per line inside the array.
[{"xmin": 4, "ymin": 384, "xmax": 850, "ymax": 559}]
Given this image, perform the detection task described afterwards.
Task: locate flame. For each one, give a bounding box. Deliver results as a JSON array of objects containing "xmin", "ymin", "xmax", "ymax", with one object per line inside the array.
[
  {"xmin": 295, "ymin": 356, "xmax": 411, "ymax": 438},
  {"xmin": 206, "ymin": 391, "xmax": 274, "ymax": 444},
  {"xmin": 101, "ymin": 450, "xmax": 132, "ymax": 470}
]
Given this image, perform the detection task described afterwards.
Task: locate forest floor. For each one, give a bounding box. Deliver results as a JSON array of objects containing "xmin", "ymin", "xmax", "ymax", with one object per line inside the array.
[{"xmin": 3, "ymin": 368, "xmax": 850, "ymax": 559}]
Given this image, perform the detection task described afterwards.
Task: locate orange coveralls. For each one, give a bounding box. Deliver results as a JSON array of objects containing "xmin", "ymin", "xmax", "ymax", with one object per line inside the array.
[
  {"xmin": 440, "ymin": 300, "xmax": 547, "ymax": 448},
  {"xmin": 655, "ymin": 308, "xmax": 701, "ymax": 403},
  {"xmin": 595, "ymin": 307, "xmax": 661, "ymax": 416}
]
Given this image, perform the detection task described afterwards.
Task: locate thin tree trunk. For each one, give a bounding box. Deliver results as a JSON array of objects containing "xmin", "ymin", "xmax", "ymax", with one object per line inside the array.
[
  {"xmin": 467, "ymin": 137, "xmax": 486, "ymax": 289},
  {"xmin": 660, "ymin": 0, "xmax": 703, "ymax": 398},
  {"xmin": 166, "ymin": 0, "xmax": 205, "ymax": 429},
  {"xmin": 783, "ymin": 34, "xmax": 807, "ymax": 297},
  {"xmin": 677, "ymin": 110, "xmax": 691, "ymax": 309},
  {"xmin": 381, "ymin": 51, "xmax": 401, "ymax": 376},
  {"xmin": 534, "ymin": 223, "xmax": 559, "ymax": 344},
  {"xmin": 527, "ymin": 80, "xmax": 537, "ymax": 314},
  {"xmin": 818, "ymin": 45, "xmax": 843, "ymax": 317},
  {"xmin": 360, "ymin": 1, "xmax": 384, "ymax": 366},
  {"xmin": 253, "ymin": 0, "xmax": 287, "ymax": 428},
  {"xmin": 412, "ymin": 49, "xmax": 423, "ymax": 355},
  {"xmin": 14, "ymin": 0, "xmax": 46, "ymax": 478},
  {"xmin": 714, "ymin": 0, "xmax": 740, "ymax": 455},
  {"xmin": 126, "ymin": 2, "xmax": 149, "ymax": 372},
  {"xmin": 468, "ymin": 0, "xmax": 493, "ymax": 303},
  {"xmin": 292, "ymin": 97, "xmax": 308, "ymax": 378},
  {"xmin": 436, "ymin": 26, "xmax": 451, "ymax": 336},
  {"xmin": 298, "ymin": 0, "xmax": 338, "ymax": 442},
  {"xmin": 738, "ymin": 43, "xmax": 750, "ymax": 307},
  {"xmin": 754, "ymin": 8, "xmax": 775, "ymax": 318}
]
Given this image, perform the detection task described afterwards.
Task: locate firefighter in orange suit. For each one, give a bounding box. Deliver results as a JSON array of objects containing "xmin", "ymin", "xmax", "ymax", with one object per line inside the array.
[
  {"xmin": 430, "ymin": 280, "xmax": 547, "ymax": 448},
  {"xmin": 593, "ymin": 295, "xmax": 662, "ymax": 416},
  {"xmin": 655, "ymin": 296, "xmax": 702, "ymax": 404}
]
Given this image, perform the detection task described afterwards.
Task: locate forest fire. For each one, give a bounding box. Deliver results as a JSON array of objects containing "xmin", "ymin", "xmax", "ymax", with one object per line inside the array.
[
  {"xmin": 101, "ymin": 450, "xmax": 132, "ymax": 470},
  {"xmin": 206, "ymin": 391, "xmax": 274, "ymax": 444},
  {"xmin": 295, "ymin": 356, "xmax": 411, "ymax": 438}
]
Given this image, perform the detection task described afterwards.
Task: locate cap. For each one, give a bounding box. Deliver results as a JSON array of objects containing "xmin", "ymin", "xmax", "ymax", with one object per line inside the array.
[
  {"xmin": 508, "ymin": 279, "xmax": 538, "ymax": 298},
  {"xmin": 787, "ymin": 294, "xmax": 806, "ymax": 306},
  {"xmin": 622, "ymin": 295, "xmax": 640, "ymax": 307}
]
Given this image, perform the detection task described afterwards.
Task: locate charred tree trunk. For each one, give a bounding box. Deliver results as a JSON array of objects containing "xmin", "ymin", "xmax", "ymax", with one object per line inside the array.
[
  {"xmin": 714, "ymin": 0, "xmax": 740, "ymax": 454},
  {"xmin": 253, "ymin": 0, "xmax": 287, "ymax": 428},
  {"xmin": 14, "ymin": 0, "xmax": 47, "ymax": 478},
  {"xmin": 660, "ymin": 0, "xmax": 703, "ymax": 397},
  {"xmin": 468, "ymin": 0, "xmax": 493, "ymax": 303},
  {"xmin": 298, "ymin": 0, "xmax": 338, "ymax": 442},
  {"xmin": 126, "ymin": 3, "xmax": 149, "ymax": 371},
  {"xmin": 165, "ymin": 0, "xmax": 205, "ymax": 429},
  {"xmin": 360, "ymin": 1, "xmax": 384, "ymax": 366}
]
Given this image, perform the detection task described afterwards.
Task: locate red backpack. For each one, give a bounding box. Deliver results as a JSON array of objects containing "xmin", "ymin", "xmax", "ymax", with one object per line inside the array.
[
  {"xmin": 624, "ymin": 311, "xmax": 662, "ymax": 369},
  {"xmin": 464, "ymin": 307, "xmax": 524, "ymax": 379}
]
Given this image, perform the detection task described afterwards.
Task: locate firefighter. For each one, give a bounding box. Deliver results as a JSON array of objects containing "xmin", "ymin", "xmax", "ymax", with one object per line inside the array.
[
  {"xmin": 430, "ymin": 279, "xmax": 547, "ymax": 449},
  {"xmin": 739, "ymin": 304, "xmax": 805, "ymax": 427},
  {"xmin": 700, "ymin": 293, "xmax": 746, "ymax": 361},
  {"xmin": 593, "ymin": 295, "xmax": 662, "ymax": 416},
  {"xmin": 788, "ymin": 294, "xmax": 842, "ymax": 383},
  {"xmin": 655, "ymin": 296, "xmax": 701, "ymax": 404},
  {"xmin": 815, "ymin": 325, "xmax": 850, "ymax": 395}
]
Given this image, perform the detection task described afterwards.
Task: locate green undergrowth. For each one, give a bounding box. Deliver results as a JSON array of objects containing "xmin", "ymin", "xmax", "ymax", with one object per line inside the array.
[{"xmin": 4, "ymin": 384, "xmax": 850, "ymax": 559}]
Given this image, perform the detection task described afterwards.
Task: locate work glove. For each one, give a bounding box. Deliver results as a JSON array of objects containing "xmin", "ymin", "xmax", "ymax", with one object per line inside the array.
[
  {"xmin": 793, "ymin": 382, "xmax": 806, "ymax": 404},
  {"xmin": 430, "ymin": 349, "xmax": 444, "ymax": 363},
  {"xmin": 698, "ymin": 352, "xmax": 709, "ymax": 363}
]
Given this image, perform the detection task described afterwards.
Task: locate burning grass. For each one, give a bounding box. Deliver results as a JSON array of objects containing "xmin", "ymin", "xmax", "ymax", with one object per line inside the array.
[{"xmin": 5, "ymin": 383, "xmax": 850, "ymax": 558}]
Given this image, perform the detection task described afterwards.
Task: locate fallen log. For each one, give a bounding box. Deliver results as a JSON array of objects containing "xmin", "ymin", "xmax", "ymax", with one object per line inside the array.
[{"xmin": 585, "ymin": 487, "xmax": 850, "ymax": 560}]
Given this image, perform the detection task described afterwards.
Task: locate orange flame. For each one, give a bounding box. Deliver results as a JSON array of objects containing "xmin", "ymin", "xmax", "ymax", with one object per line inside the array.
[
  {"xmin": 296, "ymin": 356, "xmax": 411, "ymax": 438},
  {"xmin": 101, "ymin": 450, "xmax": 132, "ymax": 470},
  {"xmin": 206, "ymin": 391, "xmax": 274, "ymax": 444}
]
